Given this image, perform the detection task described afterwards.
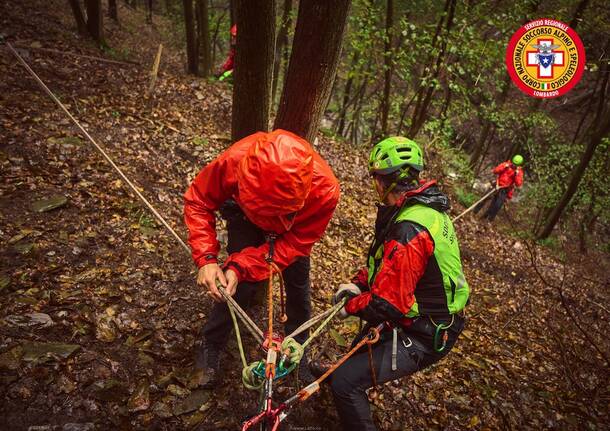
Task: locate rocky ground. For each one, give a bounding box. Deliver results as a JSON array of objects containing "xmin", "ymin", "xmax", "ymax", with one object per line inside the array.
[{"xmin": 0, "ymin": 1, "xmax": 608, "ymax": 430}]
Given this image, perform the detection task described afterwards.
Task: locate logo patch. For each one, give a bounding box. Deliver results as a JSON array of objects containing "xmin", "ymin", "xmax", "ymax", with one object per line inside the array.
[{"xmin": 505, "ymin": 19, "xmax": 585, "ymax": 98}]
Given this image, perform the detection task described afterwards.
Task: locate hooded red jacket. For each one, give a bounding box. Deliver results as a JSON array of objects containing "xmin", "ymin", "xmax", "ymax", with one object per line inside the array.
[
  {"xmin": 494, "ymin": 161, "xmax": 523, "ymax": 199},
  {"xmin": 184, "ymin": 130, "xmax": 340, "ymax": 282}
]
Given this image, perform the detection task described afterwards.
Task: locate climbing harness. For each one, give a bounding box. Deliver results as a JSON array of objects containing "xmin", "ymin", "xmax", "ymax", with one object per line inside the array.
[{"xmin": 4, "ymin": 40, "xmax": 384, "ymax": 429}]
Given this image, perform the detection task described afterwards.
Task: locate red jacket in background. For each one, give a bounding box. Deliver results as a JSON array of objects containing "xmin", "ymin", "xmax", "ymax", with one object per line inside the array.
[
  {"xmin": 184, "ymin": 130, "xmax": 340, "ymax": 283},
  {"xmin": 493, "ymin": 161, "xmax": 523, "ymax": 199},
  {"xmin": 220, "ymin": 46, "xmax": 235, "ymax": 73}
]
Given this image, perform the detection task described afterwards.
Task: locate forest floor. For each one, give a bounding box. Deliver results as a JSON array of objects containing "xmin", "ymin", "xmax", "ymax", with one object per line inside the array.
[{"xmin": 1, "ymin": 1, "xmax": 609, "ymax": 430}]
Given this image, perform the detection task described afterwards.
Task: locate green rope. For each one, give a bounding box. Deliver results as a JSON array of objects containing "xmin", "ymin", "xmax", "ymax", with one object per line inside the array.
[
  {"xmin": 242, "ymin": 361, "xmax": 264, "ymax": 390},
  {"xmin": 301, "ymin": 297, "xmax": 347, "ymax": 349},
  {"xmin": 228, "ymin": 302, "xmax": 248, "ymax": 369}
]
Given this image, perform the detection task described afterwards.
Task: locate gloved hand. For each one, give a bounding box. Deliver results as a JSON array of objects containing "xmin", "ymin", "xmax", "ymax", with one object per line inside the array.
[
  {"xmin": 280, "ymin": 337, "xmax": 304, "ymax": 365},
  {"xmin": 333, "ymin": 283, "xmax": 361, "ymax": 305},
  {"xmin": 333, "ymin": 283, "xmax": 361, "ymax": 319}
]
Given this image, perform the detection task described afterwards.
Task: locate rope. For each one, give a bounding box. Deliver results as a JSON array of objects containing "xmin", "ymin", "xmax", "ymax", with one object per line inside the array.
[
  {"xmin": 286, "ymin": 299, "xmax": 346, "ymax": 341},
  {"xmin": 229, "ymin": 301, "xmax": 248, "ymax": 368},
  {"xmin": 4, "ymin": 41, "xmax": 260, "ymax": 340},
  {"xmin": 301, "ymin": 297, "xmax": 347, "ymax": 350}
]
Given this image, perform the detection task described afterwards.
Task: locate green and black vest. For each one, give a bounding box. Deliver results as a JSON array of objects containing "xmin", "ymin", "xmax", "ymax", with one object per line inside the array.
[{"xmin": 367, "ymin": 203, "xmax": 469, "ymax": 317}]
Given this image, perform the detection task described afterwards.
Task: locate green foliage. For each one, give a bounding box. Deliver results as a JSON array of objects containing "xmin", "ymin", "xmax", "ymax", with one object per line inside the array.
[
  {"xmin": 192, "ymin": 136, "xmax": 208, "ymax": 147},
  {"xmin": 454, "ymin": 186, "xmax": 478, "ymax": 208}
]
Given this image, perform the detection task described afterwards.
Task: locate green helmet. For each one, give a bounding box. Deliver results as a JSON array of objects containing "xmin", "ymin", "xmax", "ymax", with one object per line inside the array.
[
  {"xmin": 512, "ymin": 154, "xmax": 524, "ymax": 166},
  {"xmin": 369, "ymin": 137, "xmax": 424, "ymax": 175}
]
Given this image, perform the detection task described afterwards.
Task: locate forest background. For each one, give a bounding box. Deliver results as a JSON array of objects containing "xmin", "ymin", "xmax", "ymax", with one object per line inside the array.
[{"xmin": 0, "ymin": 0, "xmax": 609, "ymax": 430}]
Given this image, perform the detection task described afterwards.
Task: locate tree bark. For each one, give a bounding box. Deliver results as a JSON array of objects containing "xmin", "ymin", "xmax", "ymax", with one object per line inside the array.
[
  {"xmin": 537, "ymin": 59, "xmax": 610, "ymax": 240},
  {"xmin": 85, "ymin": 0, "xmax": 105, "ymax": 44},
  {"xmin": 272, "ymin": 0, "xmax": 293, "ymax": 104},
  {"xmin": 196, "ymin": 0, "xmax": 211, "ymax": 77},
  {"xmin": 274, "ymin": 0, "xmax": 351, "ymax": 142},
  {"xmin": 108, "ymin": 0, "xmax": 119, "ymax": 22},
  {"xmin": 68, "ymin": 0, "xmax": 88, "ymax": 35},
  {"xmin": 147, "ymin": 0, "xmax": 154, "ymax": 23},
  {"xmin": 231, "ymin": 0, "xmax": 276, "ymax": 141},
  {"xmin": 183, "ymin": 0, "xmax": 199, "ymax": 75},
  {"xmin": 379, "ymin": 0, "xmax": 394, "ymax": 139}
]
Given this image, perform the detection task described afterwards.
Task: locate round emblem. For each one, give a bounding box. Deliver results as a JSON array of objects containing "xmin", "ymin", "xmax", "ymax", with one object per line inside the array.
[{"xmin": 505, "ymin": 19, "xmax": 585, "ymax": 98}]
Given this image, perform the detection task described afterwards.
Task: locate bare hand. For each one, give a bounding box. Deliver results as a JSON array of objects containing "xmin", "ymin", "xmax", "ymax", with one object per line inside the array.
[
  {"xmin": 197, "ymin": 263, "xmax": 227, "ymax": 302},
  {"xmin": 224, "ymin": 269, "xmax": 239, "ymax": 298}
]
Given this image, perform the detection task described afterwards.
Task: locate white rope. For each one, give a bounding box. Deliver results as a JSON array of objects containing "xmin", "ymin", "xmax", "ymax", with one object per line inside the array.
[{"xmin": 5, "ymin": 41, "xmax": 256, "ymax": 324}]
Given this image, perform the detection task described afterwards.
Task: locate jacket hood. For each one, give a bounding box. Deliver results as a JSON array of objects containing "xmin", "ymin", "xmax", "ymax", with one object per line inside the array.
[
  {"xmin": 235, "ymin": 130, "xmax": 314, "ymax": 219},
  {"xmin": 399, "ymin": 180, "xmax": 451, "ymax": 212}
]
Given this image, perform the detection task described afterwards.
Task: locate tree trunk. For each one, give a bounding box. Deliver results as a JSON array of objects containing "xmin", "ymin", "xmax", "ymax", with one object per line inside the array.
[
  {"xmin": 537, "ymin": 59, "xmax": 609, "ymax": 240},
  {"xmin": 231, "ymin": 0, "xmax": 276, "ymax": 141},
  {"xmin": 68, "ymin": 0, "xmax": 88, "ymax": 35},
  {"xmin": 272, "ymin": 0, "xmax": 293, "ymax": 104},
  {"xmin": 147, "ymin": 0, "xmax": 154, "ymax": 23},
  {"xmin": 407, "ymin": 0, "xmax": 455, "ymax": 138},
  {"xmin": 336, "ymin": 51, "xmax": 359, "ymax": 136},
  {"xmin": 85, "ymin": 0, "xmax": 105, "ymax": 44},
  {"xmin": 183, "ymin": 0, "xmax": 198, "ymax": 75},
  {"xmin": 196, "ymin": 0, "xmax": 211, "ymax": 77},
  {"xmin": 108, "ymin": 0, "xmax": 119, "ymax": 22},
  {"xmin": 274, "ymin": 0, "xmax": 351, "ymax": 142},
  {"xmin": 379, "ymin": 0, "xmax": 394, "ymax": 139},
  {"xmin": 569, "ymin": 0, "xmax": 591, "ymax": 28}
]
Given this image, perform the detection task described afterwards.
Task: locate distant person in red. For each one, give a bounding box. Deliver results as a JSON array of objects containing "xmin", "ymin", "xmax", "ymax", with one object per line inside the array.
[
  {"xmin": 217, "ymin": 24, "xmax": 237, "ymax": 78},
  {"xmin": 475, "ymin": 155, "xmax": 524, "ymax": 221},
  {"xmin": 184, "ymin": 130, "xmax": 340, "ymax": 388}
]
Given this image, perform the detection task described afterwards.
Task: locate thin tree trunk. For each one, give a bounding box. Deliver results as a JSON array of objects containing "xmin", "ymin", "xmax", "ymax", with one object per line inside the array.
[
  {"xmin": 108, "ymin": 0, "xmax": 119, "ymax": 22},
  {"xmin": 68, "ymin": 0, "xmax": 88, "ymax": 35},
  {"xmin": 274, "ymin": 0, "xmax": 351, "ymax": 142},
  {"xmin": 209, "ymin": 7, "xmax": 228, "ymax": 67},
  {"xmin": 537, "ymin": 62, "xmax": 610, "ymax": 239},
  {"xmin": 407, "ymin": 0, "xmax": 456, "ymax": 138},
  {"xmin": 85, "ymin": 0, "xmax": 105, "ymax": 44},
  {"xmin": 147, "ymin": 0, "xmax": 153, "ymax": 23},
  {"xmin": 569, "ymin": 0, "xmax": 591, "ymax": 28},
  {"xmin": 232, "ymin": 0, "xmax": 276, "ymax": 141},
  {"xmin": 183, "ymin": 0, "xmax": 198, "ymax": 75},
  {"xmin": 272, "ymin": 0, "xmax": 293, "ymax": 104},
  {"xmin": 196, "ymin": 0, "xmax": 211, "ymax": 77},
  {"xmin": 336, "ymin": 51, "xmax": 359, "ymax": 136},
  {"xmin": 379, "ymin": 0, "xmax": 394, "ymax": 139}
]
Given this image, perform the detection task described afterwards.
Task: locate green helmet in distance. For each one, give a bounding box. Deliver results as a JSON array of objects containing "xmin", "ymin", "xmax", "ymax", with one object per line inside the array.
[
  {"xmin": 369, "ymin": 137, "xmax": 424, "ymax": 176},
  {"xmin": 512, "ymin": 154, "xmax": 524, "ymax": 166}
]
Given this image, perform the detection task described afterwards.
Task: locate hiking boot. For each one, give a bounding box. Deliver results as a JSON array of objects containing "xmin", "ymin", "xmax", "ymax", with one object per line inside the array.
[{"xmin": 194, "ymin": 340, "xmax": 222, "ymax": 389}]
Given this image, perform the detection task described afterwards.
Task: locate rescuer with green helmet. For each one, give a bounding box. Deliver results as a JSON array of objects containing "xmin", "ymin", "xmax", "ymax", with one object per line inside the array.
[
  {"xmin": 474, "ymin": 154, "xmax": 525, "ymax": 221},
  {"xmin": 317, "ymin": 136, "xmax": 469, "ymax": 430}
]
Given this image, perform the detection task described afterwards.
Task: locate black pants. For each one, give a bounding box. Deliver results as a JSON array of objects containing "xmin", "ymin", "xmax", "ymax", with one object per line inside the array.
[
  {"xmin": 330, "ymin": 316, "xmax": 465, "ymax": 431},
  {"xmin": 474, "ymin": 188, "xmax": 508, "ymax": 221},
  {"xmin": 201, "ymin": 201, "xmax": 311, "ymax": 347}
]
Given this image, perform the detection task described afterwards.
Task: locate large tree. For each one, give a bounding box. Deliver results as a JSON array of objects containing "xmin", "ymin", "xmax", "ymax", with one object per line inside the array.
[
  {"xmin": 231, "ymin": 0, "xmax": 276, "ymax": 141},
  {"xmin": 274, "ymin": 0, "xmax": 351, "ymax": 142}
]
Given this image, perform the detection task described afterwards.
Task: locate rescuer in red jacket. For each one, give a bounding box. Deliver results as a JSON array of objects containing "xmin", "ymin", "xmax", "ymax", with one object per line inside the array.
[
  {"xmin": 315, "ymin": 137, "xmax": 468, "ymax": 431},
  {"xmin": 475, "ymin": 155, "xmax": 524, "ymax": 221},
  {"xmin": 184, "ymin": 129, "xmax": 340, "ymax": 388},
  {"xmin": 217, "ymin": 24, "xmax": 237, "ymax": 78}
]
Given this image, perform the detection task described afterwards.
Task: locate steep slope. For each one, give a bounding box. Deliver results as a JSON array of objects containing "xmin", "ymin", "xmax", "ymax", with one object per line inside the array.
[{"xmin": 0, "ymin": 1, "xmax": 607, "ymax": 430}]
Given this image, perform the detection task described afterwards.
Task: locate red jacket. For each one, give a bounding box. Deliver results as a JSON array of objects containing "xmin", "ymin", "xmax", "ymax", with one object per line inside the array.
[
  {"xmin": 345, "ymin": 182, "xmax": 449, "ymax": 325},
  {"xmin": 184, "ymin": 130, "xmax": 340, "ymax": 282},
  {"xmin": 220, "ymin": 46, "xmax": 235, "ymax": 73},
  {"xmin": 493, "ymin": 161, "xmax": 523, "ymax": 199}
]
